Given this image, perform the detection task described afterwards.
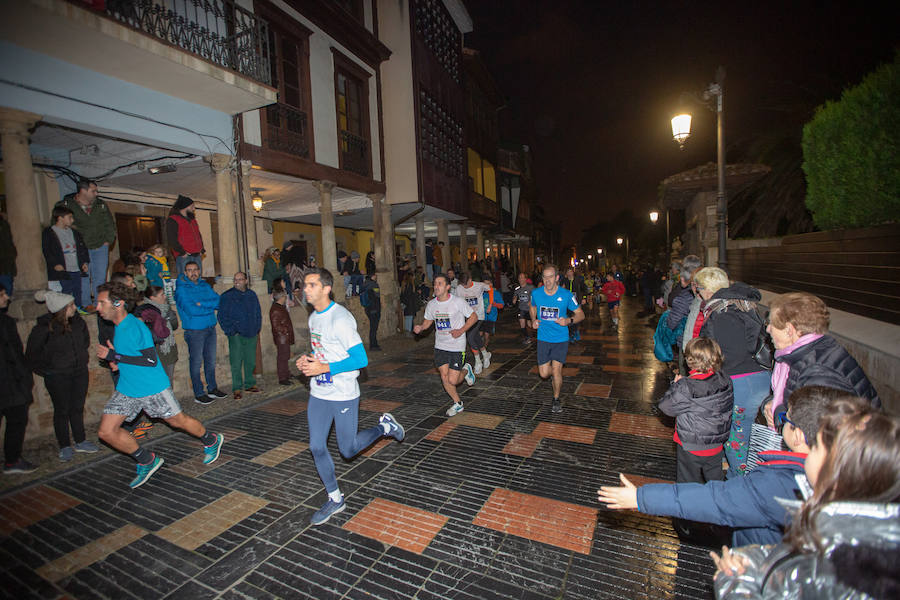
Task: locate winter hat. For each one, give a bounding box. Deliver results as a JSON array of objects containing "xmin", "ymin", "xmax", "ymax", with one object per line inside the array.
[
  {"xmin": 172, "ymin": 194, "xmax": 194, "ymax": 212},
  {"xmin": 35, "ymin": 289, "xmax": 74, "ymax": 313},
  {"xmin": 350, "ymin": 250, "xmax": 360, "ymax": 260}
]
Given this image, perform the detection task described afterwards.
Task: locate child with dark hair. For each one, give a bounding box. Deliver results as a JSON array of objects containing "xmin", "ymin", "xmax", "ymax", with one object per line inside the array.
[
  {"xmin": 711, "ymin": 396, "xmax": 899, "ymax": 599},
  {"xmin": 660, "ymin": 337, "xmax": 733, "ymax": 484}
]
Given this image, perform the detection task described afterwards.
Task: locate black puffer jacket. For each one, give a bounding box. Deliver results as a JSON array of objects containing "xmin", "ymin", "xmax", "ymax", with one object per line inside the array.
[
  {"xmin": 779, "ymin": 335, "xmax": 880, "ymax": 409},
  {"xmin": 25, "ymin": 313, "xmax": 90, "ymax": 376},
  {"xmin": 0, "ymin": 312, "xmax": 33, "ymax": 408},
  {"xmin": 699, "ymin": 282, "xmax": 765, "ymax": 376},
  {"xmin": 659, "ymin": 371, "xmax": 733, "ymax": 451},
  {"xmin": 667, "ymin": 283, "xmax": 694, "ymax": 329}
]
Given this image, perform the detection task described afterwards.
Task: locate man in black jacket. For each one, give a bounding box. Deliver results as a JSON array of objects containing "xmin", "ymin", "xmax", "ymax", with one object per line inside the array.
[
  {"xmin": 42, "ymin": 205, "xmax": 89, "ymax": 309},
  {"xmin": 0, "ymin": 284, "xmax": 38, "ymax": 474}
]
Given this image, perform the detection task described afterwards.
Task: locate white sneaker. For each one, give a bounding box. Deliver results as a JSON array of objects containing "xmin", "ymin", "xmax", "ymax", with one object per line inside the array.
[
  {"xmin": 482, "ymin": 351, "xmax": 492, "ymax": 369},
  {"xmin": 474, "ymin": 357, "xmax": 483, "ymax": 374},
  {"xmin": 446, "ymin": 402, "xmax": 464, "ymax": 417},
  {"xmin": 463, "ymin": 363, "xmax": 475, "ymax": 386}
]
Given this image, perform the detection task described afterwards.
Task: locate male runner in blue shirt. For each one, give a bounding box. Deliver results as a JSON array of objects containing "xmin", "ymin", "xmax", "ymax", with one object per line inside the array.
[{"xmin": 530, "ymin": 264, "xmax": 585, "ymax": 413}]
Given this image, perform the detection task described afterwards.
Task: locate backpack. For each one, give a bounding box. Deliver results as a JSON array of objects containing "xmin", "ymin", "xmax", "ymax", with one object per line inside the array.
[{"xmin": 360, "ymin": 288, "xmax": 371, "ymax": 308}]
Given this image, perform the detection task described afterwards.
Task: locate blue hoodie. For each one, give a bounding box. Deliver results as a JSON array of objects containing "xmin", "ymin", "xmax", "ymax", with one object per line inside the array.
[
  {"xmin": 175, "ymin": 273, "xmax": 220, "ymax": 330},
  {"xmin": 217, "ymin": 287, "xmax": 262, "ymax": 338},
  {"xmin": 636, "ymin": 449, "xmax": 807, "ymax": 546}
]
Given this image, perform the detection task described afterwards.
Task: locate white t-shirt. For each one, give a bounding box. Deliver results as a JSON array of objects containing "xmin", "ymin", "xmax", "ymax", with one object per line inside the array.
[
  {"xmin": 454, "ymin": 281, "xmax": 489, "ymax": 321},
  {"xmin": 425, "ymin": 295, "xmax": 473, "ymax": 352},
  {"xmin": 308, "ymin": 302, "xmax": 363, "ymax": 401}
]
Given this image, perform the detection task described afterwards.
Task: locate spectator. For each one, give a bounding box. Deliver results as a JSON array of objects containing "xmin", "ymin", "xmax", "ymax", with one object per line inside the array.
[
  {"xmin": 659, "ymin": 337, "xmax": 733, "ymax": 484},
  {"xmin": 445, "ymin": 267, "xmax": 458, "ymax": 294},
  {"xmin": 679, "ymin": 254, "xmax": 704, "ymax": 353},
  {"xmin": 144, "ymin": 244, "xmax": 174, "ymax": 303},
  {"xmin": 360, "ymin": 273, "xmax": 382, "ymax": 351},
  {"xmin": 763, "ymin": 292, "xmax": 880, "ymax": 425},
  {"xmin": 136, "ymin": 286, "xmax": 179, "ymax": 384},
  {"xmin": 347, "ymin": 251, "xmax": 364, "ymax": 296},
  {"xmin": 60, "ymin": 179, "xmax": 115, "ymax": 310},
  {"xmin": 0, "ymin": 213, "xmax": 16, "ymax": 296},
  {"xmin": 269, "ymin": 289, "xmax": 295, "ymax": 385},
  {"xmin": 599, "ymin": 385, "xmax": 835, "ymax": 547},
  {"xmin": 433, "ymin": 241, "xmax": 445, "ymax": 276},
  {"xmin": 42, "ymin": 205, "xmax": 89, "ymax": 310},
  {"xmin": 166, "ymin": 195, "xmax": 204, "ymax": 277},
  {"xmin": 175, "ymin": 261, "xmax": 225, "ymax": 404},
  {"xmin": 661, "ymin": 260, "xmax": 681, "ymax": 308},
  {"xmin": 425, "ymin": 240, "xmax": 435, "ymax": 281},
  {"xmin": 217, "ymin": 272, "xmax": 262, "ymax": 400},
  {"xmin": 262, "ymin": 247, "xmax": 284, "ymax": 294},
  {"xmin": 711, "ymin": 397, "xmax": 899, "ymax": 599},
  {"xmin": 693, "ymin": 267, "xmax": 770, "ymax": 477},
  {"xmin": 25, "ymin": 289, "xmax": 99, "ymax": 462},
  {"xmin": 365, "ymin": 250, "xmax": 376, "ymax": 276},
  {"xmin": 400, "ymin": 271, "xmax": 419, "ymax": 334},
  {"xmin": 0, "ymin": 284, "xmax": 38, "ymax": 474}
]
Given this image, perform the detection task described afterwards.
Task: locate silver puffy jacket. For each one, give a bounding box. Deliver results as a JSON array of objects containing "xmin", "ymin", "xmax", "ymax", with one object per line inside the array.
[{"xmin": 715, "ymin": 501, "xmax": 900, "ymax": 599}]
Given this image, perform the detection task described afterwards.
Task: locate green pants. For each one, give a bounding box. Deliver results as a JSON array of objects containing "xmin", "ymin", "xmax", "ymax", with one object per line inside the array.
[{"xmin": 228, "ymin": 334, "xmax": 257, "ymax": 390}]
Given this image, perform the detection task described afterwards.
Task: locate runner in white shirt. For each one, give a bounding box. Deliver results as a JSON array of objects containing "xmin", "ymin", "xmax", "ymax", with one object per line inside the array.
[
  {"xmin": 296, "ymin": 268, "xmax": 405, "ymax": 526},
  {"xmin": 415, "ymin": 273, "xmax": 478, "ymax": 416},
  {"xmin": 453, "ymin": 272, "xmax": 492, "ymax": 374}
]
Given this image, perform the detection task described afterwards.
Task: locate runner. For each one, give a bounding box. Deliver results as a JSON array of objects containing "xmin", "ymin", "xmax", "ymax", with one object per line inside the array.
[
  {"xmin": 530, "ymin": 264, "xmax": 585, "ymax": 413},
  {"xmin": 601, "ymin": 273, "xmax": 626, "ymax": 330},
  {"xmin": 296, "ymin": 268, "xmax": 405, "ymax": 526},
  {"xmin": 414, "ymin": 273, "xmax": 478, "ymax": 416},
  {"xmin": 454, "ymin": 272, "xmax": 491, "ymax": 373},
  {"xmin": 94, "ymin": 282, "xmax": 223, "ymax": 489},
  {"xmin": 514, "ymin": 272, "xmax": 535, "ymax": 344},
  {"xmin": 480, "ymin": 276, "xmax": 503, "ymax": 356}
]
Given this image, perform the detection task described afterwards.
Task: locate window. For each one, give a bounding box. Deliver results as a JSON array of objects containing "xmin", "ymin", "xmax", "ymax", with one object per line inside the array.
[
  {"xmin": 336, "ymin": 72, "xmax": 363, "ymax": 137},
  {"xmin": 333, "ymin": 51, "xmax": 372, "ymax": 177}
]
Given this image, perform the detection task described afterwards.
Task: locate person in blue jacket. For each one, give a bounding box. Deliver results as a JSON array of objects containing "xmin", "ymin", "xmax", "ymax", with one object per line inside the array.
[
  {"xmin": 480, "ymin": 277, "xmax": 503, "ymax": 368},
  {"xmin": 217, "ymin": 272, "xmax": 262, "ymax": 400},
  {"xmin": 598, "ymin": 385, "xmax": 837, "ymax": 546},
  {"xmin": 175, "ymin": 261, "xmax": 226, "ymax": 404}
]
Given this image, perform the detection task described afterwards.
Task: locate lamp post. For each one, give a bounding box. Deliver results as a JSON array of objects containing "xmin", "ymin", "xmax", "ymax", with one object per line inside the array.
[
  {"xmin": 671, "ymin": 66, "xmax": 727, "ymax": 269},
  {"xmin": 616, "ymin": 236, "xmax": 629, "ymax": 261}
]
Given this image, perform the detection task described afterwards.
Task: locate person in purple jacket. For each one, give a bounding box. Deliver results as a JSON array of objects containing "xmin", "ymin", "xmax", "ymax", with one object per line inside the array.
[{"xmin": 598, "ymin": 386, "xmax": 838, "ymax": 546}]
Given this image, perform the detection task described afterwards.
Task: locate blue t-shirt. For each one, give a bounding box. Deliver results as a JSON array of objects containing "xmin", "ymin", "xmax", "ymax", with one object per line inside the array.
[
  {"xmin": 531, "ymin": 286, "xmax": 579, "ymax": 343},
  {"xmin": 114, "ymin": 313, "xmax": 170, "ymax": 397}
]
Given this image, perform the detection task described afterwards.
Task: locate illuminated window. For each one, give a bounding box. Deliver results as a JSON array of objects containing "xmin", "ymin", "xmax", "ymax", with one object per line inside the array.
[
  {"xmin": 467, "ymin": 148, "xmax": 483, "ymax": 194},
  {"xmin": 483, "ymin": 160, "xmax": 496, "ymax": 201}
]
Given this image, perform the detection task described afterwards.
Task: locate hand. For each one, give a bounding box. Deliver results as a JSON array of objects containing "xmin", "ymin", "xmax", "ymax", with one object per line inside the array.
[
  {"xmin": 413, "ymin": 324, "xmax": 422, "ymax": 334},
  {"xmin": 54, "ymin": 265, "xmax": 65, "ymax": 272},
  {"xmin": 597, "ymin": 474, "xmax": 639, "ymax": 510},
  {"xmin": 299, "ymin": 355, "xmax": 329, "ymax": 376},
  {"xmin": 295, "ymin": 354, "xmax": 310, "ymax": 370},
  {"xmin": 450, "ymin": 328, "xmax": 464, "ymax": 338},
  {"xmin": 81, "ymin": 263, "xmax": 89, "ymax": 272},
  {"xmin": 110, "ymin": 362, "xmax": 118, "ymax": 372},
  {"xmin": 674, "ymin": 374, "xmax": 683, "ymax": 382},
  {"xmin": 710, "ymin": 546, "xmax": 749, "ymax": 577},
  {"xmin": 764, "ymin": 400, "xmax": 775, "ymax": 428},
  {"xmin": 532, "ymin": 319, "xmax": 539, "ymax": 330},
  {"xmin": 96, "ymin": 340, "xmax": 114, "ymax": 360},
  {"xmin": 555, "ymin": 317, "xmax": 569, "ymax": 327}
]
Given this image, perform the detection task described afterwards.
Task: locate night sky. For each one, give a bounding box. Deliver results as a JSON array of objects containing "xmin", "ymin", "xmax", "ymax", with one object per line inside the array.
[{"xmin": 465, "ymin": 1, "xmax": 897, "ymax": 246}]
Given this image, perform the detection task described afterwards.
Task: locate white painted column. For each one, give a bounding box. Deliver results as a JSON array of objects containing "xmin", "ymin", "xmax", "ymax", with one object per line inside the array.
[
  {"xmin": 436, "ymin": 219, "xmax": 449, "ymax": 273},
  {"xmin": 415, "ymin": 215, "xmax": 426, "ymax": 277},
  {"xmin": 207, "ymin": 153, "xmax": 239, "ymax": 283},
  {"xmin": 314, "ymin": 181, "xmax": 344, "ymax": 300},
  {"xmin": 458, "ymin": 223, "xmax": 469, "ymax": 272},
  {"xmin": 240, "ymin": 160, "xmax": 260, "ymax": 279}
]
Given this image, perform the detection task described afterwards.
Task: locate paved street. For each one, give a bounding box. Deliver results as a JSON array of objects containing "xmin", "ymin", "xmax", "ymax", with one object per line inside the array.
[{"xmin": 1, "ymin": 299, "xmax": 717, "ymax": 599}]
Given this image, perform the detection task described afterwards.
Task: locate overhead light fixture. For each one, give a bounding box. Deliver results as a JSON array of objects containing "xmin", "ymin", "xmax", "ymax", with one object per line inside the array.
[
  {"xmin": 148, "ymin": 164, "xmax": 177, "ymax": 174},
  {"xmin": 251, "ymin": 189, "xmax": 263, "ymax": 212}
]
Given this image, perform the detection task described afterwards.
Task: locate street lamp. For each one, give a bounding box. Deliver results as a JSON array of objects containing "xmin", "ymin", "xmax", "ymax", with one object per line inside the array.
[
  {"xmin": 616, "ymin": 237, "xmax": 623, "ymax": 245},
  {"xmin": 671, "ymin": 66, "xmax": 728, "ymax": 269},
  {"xmin": 616, "ymin": 236, "xmax": 630, "ymax": 261},
  {"xmin": 649, "ymin": 211, "xmax": 659, "ymax": 223}
]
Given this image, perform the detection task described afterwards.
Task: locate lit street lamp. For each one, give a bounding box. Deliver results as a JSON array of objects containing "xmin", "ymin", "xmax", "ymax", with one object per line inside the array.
[
  {"xmin": 616, "ymin": 236, "xmax": 629, "ymax": 261},
  {"xmin": 671, "ymin": 66, "xmax": 728, "ymax": 269},
  {"xmin": 649, "ymin": 211, "xmax": 659, "ymax": 223}
]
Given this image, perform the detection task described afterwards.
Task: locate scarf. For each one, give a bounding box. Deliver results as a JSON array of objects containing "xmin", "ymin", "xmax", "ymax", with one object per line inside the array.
[{"xmin": 770, "ymin": 333, "xmax": 824, "ymax": 419}]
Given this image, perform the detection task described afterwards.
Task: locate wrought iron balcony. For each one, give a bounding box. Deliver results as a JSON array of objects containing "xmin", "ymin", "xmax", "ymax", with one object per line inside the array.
[
  {"xmin": 97, "ymin": 0, "xmax": 272, "ymax": 85},
  {"xmin": 265, "ymin": 103, "xmax": 309, "ymax": 158},
  {"xmin": 339, "ymin": 130, "xmax": 370, "ymax": 177}
]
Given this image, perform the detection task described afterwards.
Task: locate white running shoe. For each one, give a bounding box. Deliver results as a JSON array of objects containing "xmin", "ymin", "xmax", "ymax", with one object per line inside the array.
[
  {"xmin": 482, "ymin": 351, "xmax": 492, "ymax": 369},
  {"xmin": 474, "ymin": 357, "xmax": 483, "ymax": 374},
  {"xmin": 446, "ymin": 402, "xmax": 464, "ymax": 417},
  {"xmin": 464, "ymin": 363, "xmax": 475, "ymax": 386}
]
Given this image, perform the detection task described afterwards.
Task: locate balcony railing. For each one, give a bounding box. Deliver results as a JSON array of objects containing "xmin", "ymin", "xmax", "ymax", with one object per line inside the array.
[
  {"xmin": 96, "ymin": 0, "xmax": 272, "ymax": 85},
  {"xmin": 339, "ymin": 130, "xmax": 370, "ymax": 177},
  {"xmin": 265, "ymin": 103, "xmax": 309, "ymax": 158}
]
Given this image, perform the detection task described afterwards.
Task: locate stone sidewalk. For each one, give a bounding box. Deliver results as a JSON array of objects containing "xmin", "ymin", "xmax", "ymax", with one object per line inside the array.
[{"xmin": 0, "ymin": 299, "xmax": 718, "ymax": 599}]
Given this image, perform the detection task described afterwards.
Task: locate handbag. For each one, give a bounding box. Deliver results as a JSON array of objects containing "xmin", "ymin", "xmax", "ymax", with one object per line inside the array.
[
  {"xmin": 751, "ymin": 311, "xmax": 775, "ymax": 370},
  {"xmin": 746, "ymin": 422, "xmax": 783, "ymax": 471}
]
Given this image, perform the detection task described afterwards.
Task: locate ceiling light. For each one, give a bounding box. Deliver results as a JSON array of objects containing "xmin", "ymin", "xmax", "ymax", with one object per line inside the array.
[
  {"xmin": 251, "ymin": 189, "xmax": 263, "ymax": 212},
  {"xmin": 148, "ymin": 164, "xmax": 177, "ymax": 174}
]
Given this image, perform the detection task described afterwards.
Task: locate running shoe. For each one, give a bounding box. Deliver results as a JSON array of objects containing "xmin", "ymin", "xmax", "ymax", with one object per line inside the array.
[
  {"xmin": 58, "ymin": 447, "xmax": 75, "ymax": 462},
  {"xmin": 74, "ymin": 440, "xmax": 99, "ymax": 453},
  {"xmin": 203, "ymin": 433, "xmax": 224, "ymax": 465},
  {"xmin": 552, "ymin": 398, "xmax": 562, "ymax": 414},
  {"xmin": 195, "ymin": 394, "xmax": 214, "ymax": 405},
  {"xmin": 482, "ymin": 351, "xmax": 492, "ymax": 369},
  {"xmin": 4, "ymin": 458, "xmax": 38, "ymax": 474},
  {"xmin": 207, "ymin": 389, "xmax": 228, "ymax": 400},
  {"xmin": 463, "ymin": 363, "xmax": 475, "ymax": 386},
  {"xmin": 446, "ymin": 402, "xmax": 464, "ymax": 417},
  {"xmin": 380, "ymin": 413, "xmax": 405, "ymax": 442},
  {"xmin": 129, "ymin": 454, "xmax": 164, "ymax": 489},
  {"xmin": 474, "ymin": 357, "xmax": 483, "ymax": 375},
  {"xmin": 311, "ymin": 497, "xmax": 346, "ymax": 526}
]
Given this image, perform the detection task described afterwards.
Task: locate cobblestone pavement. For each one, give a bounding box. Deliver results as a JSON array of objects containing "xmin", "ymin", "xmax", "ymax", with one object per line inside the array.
[{"xmin": 1, "ymin": 298, "xmax": 718, "ymax": 599}]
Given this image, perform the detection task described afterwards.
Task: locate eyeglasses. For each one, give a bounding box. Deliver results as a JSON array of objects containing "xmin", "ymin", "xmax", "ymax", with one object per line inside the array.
[{"xmin": 775, "ymin": 411, "xmax": 798, "ymax": 434}]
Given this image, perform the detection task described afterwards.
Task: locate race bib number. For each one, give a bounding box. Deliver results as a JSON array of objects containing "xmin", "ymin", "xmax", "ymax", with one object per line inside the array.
[
  {"xmin": 466, "ymin": 296, "xmax": 479, "ymax": 307},
  {"xmin": 540, "ymin": 306, "xmax": 559, "ymax": 321},
  {"xmin": 310, "ymin": 332, "xmax": 333, "ymax": 385},
  {"xmin": 435, "ymin": 314, "xmax": 451, "ymax": 331},
  {"xmin": 316, "ymin": 372, "xmax": 333, "ymax": 385}
]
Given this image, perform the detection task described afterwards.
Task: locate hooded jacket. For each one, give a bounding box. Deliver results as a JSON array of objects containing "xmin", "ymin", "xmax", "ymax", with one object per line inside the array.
[
  {"xmin": 715, "ymin": 502, "xmax": 900, "ymax": 599},
  {"xmin": 638, "ymin": 450, "xmax": 806, "ymax": 546},
  {"xmin": 658, "ymin": 371, "xmax": 733, "ymax": 451},
  {"xmin": 667, "ymin": 283, "xmax": 694, "ymax": 330},
  {"xmin": 174, "ymin": 273, "xmax": 220, "ymax": 330},
  {"xmin": 25, "ymin": 313, "xmax": 90, "ymax": 376},
  {"xmin": 699, "ymin": 281, "xmax": 766, "ymax": 376}
]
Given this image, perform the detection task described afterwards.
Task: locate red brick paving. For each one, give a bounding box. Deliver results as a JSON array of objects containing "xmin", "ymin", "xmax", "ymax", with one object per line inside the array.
[
  {"xmin": 529, "ymin": 366, "xmax": 581, "ymax": 376},
  {"xmin": 257, "ymin": 397, "xmax": 308, "ymax": 415},
  {"xmin": 473, "ymin": 488, "xmax": 598, "ymax": 554},
  {"xmin": 606, "ymin": 352, "xmax": 642, "ymax": 360},
  {"xmin": 502, "ymin": 433, "xmax": 543, "ymax": 457},
  {"xmin": 343, "ymin": 498, "xmax": 448, "ymax": 554},
  {"xmin": 0, "ymin": 485, "xmax": 81, "ymax": 536},
  {"xmin": 575, "ymin": 383, "xmax": 611, "ymax": 397},
  {"xmin": 424, "ymin": 422, "xmax": 458, "ymax": 442},
  {"xmin": 602, "ymin": 364, "xmax": 642, "ymax": 373},
  {"xmin": 609, "ymin": 412, "xmax": 674, "ymax": 440},
  {"xmin": 359, "ymin": 398, "xmax": 403, "ymax": 413},
  {"xmin": 362, "ymin": 438, "xmax": 393, "ymax": 457},
  {"xmin": 622, "ymin": 473, "xmax": 674, "ymax": 487},
  {"xmin": 565, "ymin": 355, "xmax": 594, "ymax": 364},
  {"xmin": 532, "ymin": 422, "xmax": 597, "ymax": 444},
  {"xmin": 365, "ymin": 376, "xmax": 414, "ymax": 388}
]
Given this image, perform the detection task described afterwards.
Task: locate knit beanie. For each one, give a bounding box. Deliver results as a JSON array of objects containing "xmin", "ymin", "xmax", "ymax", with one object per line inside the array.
[
  {"xmin": 172, "ymin": 194, "xmax": 194, "ymax": 212},
  {"xmin": 35, "ymin": 289, "xmax": 74, "ymax": 313}
]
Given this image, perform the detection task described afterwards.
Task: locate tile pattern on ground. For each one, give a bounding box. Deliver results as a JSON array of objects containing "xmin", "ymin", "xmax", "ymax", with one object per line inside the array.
[
  {"xmin": 359, "ymin": 398, "xmax": 403, "ymax": 413},
  {"xmin": 0, "ymin": 485, "xmax": 81, "ymax": 535},
  {"xmin": 447, "ymin": 411, "xmax": 505, "ymax": 429},
  {"xmin": 156, "ymin": 491, "xmax": 269, "ymax": 550},
  {"xmin": 250, "ymin": 440, "xmax": 310, "ymax": 467},
  {"xmin": 343, "ymin": 497, "xmax": 449, "ymax": 554},
  {"xmin": 36, "ymin": 524, "xmax": 146, "ymax": 582},
  {"xmin": 255, "ymin": 397, "xmax": 307, "ymax": 416},
  {"xmin": 609, "ymin": 412, "xmax": 675, "ymax": 440},
  {"xmin": 575, "ymin": 382, "xmax": 612, "ymax": 397}
]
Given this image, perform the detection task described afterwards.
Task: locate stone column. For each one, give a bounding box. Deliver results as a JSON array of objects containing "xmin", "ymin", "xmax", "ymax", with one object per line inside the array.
[
  {"xmin": 371, "ymin": 195, "xmax": 399, "ymax": 333},
  {"xmin": 314, "ymin": 181, "xmax": 343, "ymax": 300},
  {"xmin": 206, "ymin": 154, "xmax": 239, "ymax": 285},
  {"xmin": 0, "ymin": 108, "xmax": 46, "ymax": 318},
  {"xmin": 415, "ymin": 215, "xmax": 426, "ymax": 276},
  {"xmin": 458, "ymin": 223, "xmax": 469, "ymax": 272},
  {"xmin": 240, "ymin": 160, "xmax": 260, "ymax": 279},
  {"xmin": 476, "ymin": 228, "xmax": 485, "ymax": 261},
  {"xmin": 436, "ymin": 219, "xmax": 449, "ymax": 272}
]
